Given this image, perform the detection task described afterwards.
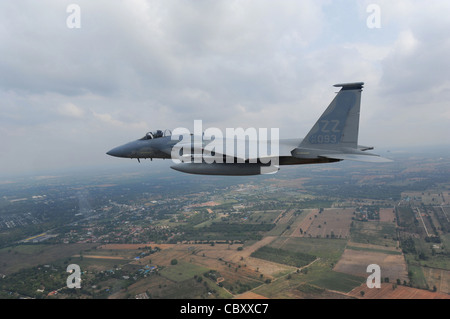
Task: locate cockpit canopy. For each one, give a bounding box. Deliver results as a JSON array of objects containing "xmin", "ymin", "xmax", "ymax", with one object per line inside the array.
[{"xmin": 141, "ymin": 129, "xmax": 172, "ymax": 140}]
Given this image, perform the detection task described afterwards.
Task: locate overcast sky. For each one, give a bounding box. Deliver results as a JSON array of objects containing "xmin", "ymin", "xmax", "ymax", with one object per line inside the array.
[{"xmin": 1, "ymin": 0, "xmax": 449, "ymax": 176}]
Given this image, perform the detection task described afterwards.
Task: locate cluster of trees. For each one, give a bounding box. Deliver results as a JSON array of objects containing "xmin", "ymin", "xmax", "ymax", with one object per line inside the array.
[{"xmin": 250, "ymin": 246, "xmax": 316, "ymax": 268}]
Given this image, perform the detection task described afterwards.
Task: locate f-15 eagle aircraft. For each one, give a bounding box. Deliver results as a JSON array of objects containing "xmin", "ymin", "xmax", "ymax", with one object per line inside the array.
[{"xmin": 107, "ymin": 82, "xmax": 391, "ymax": 175}]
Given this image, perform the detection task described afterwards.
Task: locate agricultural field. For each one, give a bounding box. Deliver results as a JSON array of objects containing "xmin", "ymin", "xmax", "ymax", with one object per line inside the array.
[
  {"xmin": 300, "ymin": 208, "xmax": 354, "ymax": 239},
  {"xmin": 159, "ymin": 261, "xmax": 209, "ymax": 282},
  {"xmin": 308, "ymin": 270, "xmax": 364, "ymax": 293},
  {"xmin": 288, "ymin": 209, "xmax": 318, "ymax": 238},
  {"xmin": 333, "ymin": 246, "xmax": 408, "ymax": 283},
  {"xmin": 396, "ymin": 205, "xmax": 420, "ymax": 234},
  {"xmin": 251, "ymin": 257, "xmax": 363, "ymax": 299},
  {"xmin": 0, "ymin": 243, "xmax": 96, "ymax": 275},
  {"xmin": 250, "ymin": 246, "xmax": 316, "ymax": 268},
  {"xmin": 350, "ymin": 220, "xmax": 398, "ymax": 247},
  {"xmin": 421, "ymin": 267, "xmax": 450, "ymax": 294},
  {"xmin": 348, "ymin": 282, "xmax": 450, "ymax": 299},
  {"xmin": 270, "ymin": 237, "xmax": 347, "ymax": 263},
  {"xmin": 379, "ymin": 208, "xmax": 396, "ymax": 223},
  {"xmin": 265, "ymin": 209, "xmax": 297, "ymax": 236}
]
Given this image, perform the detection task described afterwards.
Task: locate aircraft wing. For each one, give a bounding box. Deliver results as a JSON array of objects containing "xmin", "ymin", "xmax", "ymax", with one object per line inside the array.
[
  {"xmin": 318, "ymin": 153, "xmax": 392, "ymax": 163},
  {"xmin": 173, "ymin": 136, "xmax": 284, "ymax": 163},
  {"xmin": 291, "ymin": 146, "xmax": 392, "ymax": 163}
]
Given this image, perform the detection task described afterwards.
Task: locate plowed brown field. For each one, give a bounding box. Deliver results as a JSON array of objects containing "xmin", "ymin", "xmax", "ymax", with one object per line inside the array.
[{"xmin": 348, "ymin": 283, "xmax": 450, "ymax": 299}]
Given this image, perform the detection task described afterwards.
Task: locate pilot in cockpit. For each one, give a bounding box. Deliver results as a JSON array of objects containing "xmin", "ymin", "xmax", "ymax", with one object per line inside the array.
[{"xmin": 144, "ymin": 130, "xmax": 166, "ymax": 140}]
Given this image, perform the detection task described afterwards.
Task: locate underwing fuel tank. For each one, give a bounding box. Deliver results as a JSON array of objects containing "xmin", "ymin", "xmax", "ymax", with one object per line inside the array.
[{"xmin": 170, "ymin": 163, "xmax": 279, "ymax": 176}]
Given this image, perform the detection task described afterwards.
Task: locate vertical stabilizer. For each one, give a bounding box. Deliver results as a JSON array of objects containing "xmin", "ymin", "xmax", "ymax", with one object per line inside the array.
[{"xmin": 300, "ymin": 82, "xmax": 364, "ymax": 150}]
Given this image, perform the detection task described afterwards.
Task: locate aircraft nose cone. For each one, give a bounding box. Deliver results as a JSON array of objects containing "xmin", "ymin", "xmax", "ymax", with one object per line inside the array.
[
  {"xmin": 106, "ymin": 146, "xmax": 125, "ymax": 157},
  {"xmin": 106, "ymin": 140, "xmax": 143, "ymax": 158}
]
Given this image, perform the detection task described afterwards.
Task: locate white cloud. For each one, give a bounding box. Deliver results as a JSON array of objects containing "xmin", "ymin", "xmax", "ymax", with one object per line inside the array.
[
  {"xmin": 58, "ymin": 103, "xmax": 85, "ymax": 118},
  {"xmin": 394, "ymin": 30, "xmax": 419, "ymax": 56},
  {"xmin": 91, "ymin": 111, "xmax": 147, "ymax": 131}
]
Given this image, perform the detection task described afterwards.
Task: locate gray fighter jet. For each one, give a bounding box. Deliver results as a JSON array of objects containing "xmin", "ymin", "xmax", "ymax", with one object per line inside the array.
[{"xmin": 107, "ymin": 82, "xmax": 391, "ymax": 175}]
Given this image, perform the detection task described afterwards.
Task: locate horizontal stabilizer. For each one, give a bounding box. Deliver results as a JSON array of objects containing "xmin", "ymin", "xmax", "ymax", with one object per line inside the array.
[
  {"xmin": 319, "ymin": 153, "xmax": 392, "ymax": 163},
  {"xmin": 333, "ymin": 82, "xmax": 364, "ymax": 90}
]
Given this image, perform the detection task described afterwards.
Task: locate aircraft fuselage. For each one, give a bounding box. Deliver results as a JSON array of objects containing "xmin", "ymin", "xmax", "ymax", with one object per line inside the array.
[{"xmin": 107, "ymin": 82, "xmax": 391, "ymax": 175}]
